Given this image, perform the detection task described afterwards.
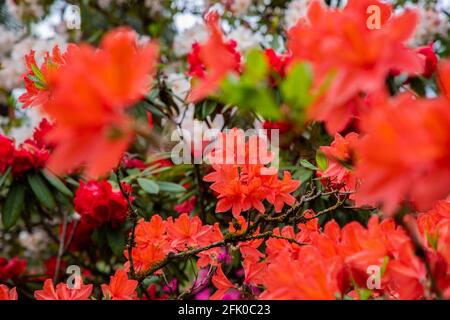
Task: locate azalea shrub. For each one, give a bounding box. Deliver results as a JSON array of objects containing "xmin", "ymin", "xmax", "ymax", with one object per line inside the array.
[{"xmin": 0, "ymin": 0, "xmax": 450, "ymax": 301}]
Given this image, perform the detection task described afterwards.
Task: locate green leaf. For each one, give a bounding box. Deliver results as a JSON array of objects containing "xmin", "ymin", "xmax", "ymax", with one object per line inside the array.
[
  {"xmin": 281, "ymin": 63, "xmax": 313, "ymax": 110},
  {"xmin": 156, "ymin": 181, "xmax": 186, "ymax": 193},
  {"xmin": 41, "ymin": 169, "xmax": 73, "ymax": 197},
  {"xmin": 27, "ymin": 173, "xmax": 56, "ymax": 210},
  {"xmin": 243, "ymin": 50, "xmax": 268, "ymax": 84},
  {"xmin": 220, "ymin": 77, "xmax": 280, "ymax": 119},
  {"xmin": 106, "ymin": 227, "xmax": 126, "ymax": 256},
  {"xmin": 356, "ymin": 288, "xmax": 372, "ymax": 300},
  {"xmin": 315, "ymin": 151, "xmax": 328, "ymax": 171},
  {"xmin": 30, "ymin": 63, "xmax": 46, "ymax": 84},
  {"xmin": 300, "ymin": 159, "xmax": 318, "ymax": 171},
  {"xmin": 2, "ymin": 183, "xmax": 25, "ymax": 229},
  {"xmin": 137, "ymin": 178, "xmax": 160, "ymax": 194},
  {"xmin": 0, "ymin": 167, "xmax": 11, "ymax": 189}
]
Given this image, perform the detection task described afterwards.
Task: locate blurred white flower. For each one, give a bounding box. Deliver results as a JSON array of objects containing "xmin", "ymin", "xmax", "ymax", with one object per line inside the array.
[
  {"xmin": 228, "ymin": 25, "xmax": 261, "ymax": 52},
  {"xmin": 0, "ymin": 36, "xmax": 66, "ymax": 91},
  {"xmin": 145, "ymin": 0, "xmax": 163, "ymax": 16},
  {"xmin": 410, "ymin": 7, "xmax": 449, "ymax": 46},
  {"xmin": 19, "ymin": 227, "xmax": 50, "ymax": 257},
  {"xmin": 232, "ymin": 0, "xmax": 252, "ymax": 16},
  {"xmin": 166, "ymin": 73, "xmax": 191, "ymax": 104},
  {"xmin": 7, "ymin": 107, "xmax": 44, "ymax": 145},
  {"xmin": 6, "ymin": 0, "xmax": 45, "ymax": 21},
  {"xmin": 173, "ymin": 23, "xmax": 209, "ymax": 57},
  {"xmin": 284, "ymin": 0, "xmax": 312, "ymax": 29}
]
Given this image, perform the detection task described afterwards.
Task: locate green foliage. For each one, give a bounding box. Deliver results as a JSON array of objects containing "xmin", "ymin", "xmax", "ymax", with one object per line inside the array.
[{"xmin": 2, "ymin": 183, "xmax": 25, "ymax": 229}]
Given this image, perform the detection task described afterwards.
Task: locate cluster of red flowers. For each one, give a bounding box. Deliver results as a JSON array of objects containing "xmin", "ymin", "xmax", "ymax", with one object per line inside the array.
[
  {"xmin": 187, "ymin": 11, "xmax": 241, "ymax": 102},
  {"xmin": 287, "ymin": 0, "xmax": 424, "ymax": 134},
  {"xmin": 209, "ymin": 199, "xmax": 450, "ymax": 300},
  {"xmin": 126, "ymin": 213, "xmax": 224, "ymax": 273},
  {"xmin": 355, "ymin": 88, "xmax": 450, "ymax": 214},
  {"xmin": 74, "ymin": 180, "xmax": 130, "ymax": 230},
  {"xmin": 0, "ymin": 119, "xmax": 52, "ymax": 177},
  {"xmin": 30, "ymin": 266, "xmax": 139, "ymax": 300},
  {"xmin": 18, "ymin": 29, "xmax": 158, "ymax": 178},
  {"xmin": 204, "ymin": 129, "xmax": 300, "ymax": 217},
  {"xmin": 317, "ymin": 132, "xmax": 359, "ymax": 198}
]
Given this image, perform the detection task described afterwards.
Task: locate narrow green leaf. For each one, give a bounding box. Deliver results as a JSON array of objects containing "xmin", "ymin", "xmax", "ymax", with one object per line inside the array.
[
  {"xmin": 300, "ymin": 159, "xmax": 318, "ymax": 171},
  {"xmin": 281, "ymin": 62, "xmax": 313, "ymax": 109},
  {"xmin": 137, "ymin": 178, "xmax": 160, "ymax": 194},
  {"xmin": 41, "ymin": 169, "xmax": 73, "ymax": 197},
  {"xmin": 156, "ymin": 181, "xmax": 186, "ymax": 193},
  {"xmin": 315, "ymin": 151, "xmax": 328, "ymax": 171},
  {"xmin": 0, "ymin": 167, "xmax": 11, "ymax": 188},
  {"xmin": 30, "ymin": 63, "xmax": 46, "ymax": 84},
  {"xmin": 27, "ymin": 173, "xmax": 56, "ymax": 210},
  {"xmin": 2, "ymin": 183, "xmax": 25, "ymax": 229}
]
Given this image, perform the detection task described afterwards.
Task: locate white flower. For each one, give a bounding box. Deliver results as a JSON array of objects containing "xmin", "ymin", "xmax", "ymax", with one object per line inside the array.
[
  {"xmin": 19, "ymin": 227, "xmax": 50, "ymax": 256},
  {"xmin": 6, "ymin": 0, "xmax": 45, "ymax": 21},
  {"xmin": 173, "ymin": 23, "xmax": 209, "ymax": 57},
  {"xmin": 232, "ymin": 0, "xmax": 252, "ymax": 16},
  {"xmin": 410, "ymin": 7, "xmax": 449, "ymax": 46},
  {"xmin": 284, "ymin": 0, "xmax": 312, "ymax": 29},
  {"xmin": 97, "ymin": 0, "xmax": 112, "ymax": 10},
  {"xmin": 145, "ymin": 0, "xmax": 163, "ymax": 16},
  {"xmin": 0, "ymin": 26, "xmax": 19, "ymax": 56},
  {"xmin": 8, "ymin": 107, "xmax": 44, "ymax": 145},
  {"xmin": 227, "ymin": 26, "xmax": 261, "ymax": 52},
  {"xmin": 166, "ymin": 73, "xmax": 191, "ymax": 104},
  {"xmin": 0, "ymin": 36, "xmax": 66, "ymax": 91}
]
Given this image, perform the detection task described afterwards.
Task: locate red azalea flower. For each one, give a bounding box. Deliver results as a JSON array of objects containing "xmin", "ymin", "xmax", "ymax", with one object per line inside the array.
[
  {"xmin": 0, "ymin": 285, "xmax": 17, "ymax": 300},
  {"xmin": 101, "ymin": 269, "xmax": 138, "ymax": 300},
  {"xmin": 34, "ymin": 278, "xmax": 93, "ymax": 300},
  {"xmin": 187, "ymin": 11, "xmax": 241, "ymax": 102},
  {"xmin": 288, "ymin": 0, "xmax": 423, "ymax": 133},
  {"xmin": 416, "ymin": 43, "xmax": 438, "ymax": 78},
  {"xmin": 18, "ymin": 45, "xmax": 71, "ymax": 109},
  {"xmin": 0, "ymin": 257, "xmax": 27, "ymax": 281},
  {"xmin": 264, "ymin": 48, "xmax": 292, "ymax": 77},
  {"xmin": 355, "ymin": 93, "xmax": 450, "ymax": 214},
  {"xmin": 210, "ymin": 264, "xmax": 237, "ymax": 300},
  {"xmin": 42, "ymin": 28, "xmax": 158, "ymax": 178}
]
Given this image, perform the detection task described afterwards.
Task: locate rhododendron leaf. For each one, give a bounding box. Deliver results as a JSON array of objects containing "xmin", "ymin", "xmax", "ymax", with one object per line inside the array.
[
  {"xmin": 220, "ymin": 77, "xmax": 280, "ymax": 119},
  {"xmin": 0, "ymin": 167, "xmax": 11, "ymax": 189},
  {"xmin": 201, "ymin": 100, "xmax": 217, "ymax": 119},
  {"xmin": 27, "ymin": 173, "xmax": 56, "ymax": 210},
  {"xmin": 156, "ymin": 181, "xmax": 185, "ymax": 193},
  {"xmin": 41, "ymin": 169, "xmax": 73, "ymax": 197},
  {"xmin": 243, "ymin": 50, "xmax": 269, "ymax": 83},
  {"xmin": 2, "ymin": 183, "xmax": 25, "ymax": 230},
  {"xmin": 106, "ymin": 227, "xmax": 126, "ymax": 256},
  {"xmin": 315, "ymin": 151, "xmax": 328, "ymax": 171},
  {"xmin": 137, "ymin": 178, "xmax": 159, "ymax": 194},
  {"xmin": 281, "ymin": 63, "xmax": 313, "ymax": 110},
  {"xmin": 300, "ymin": 159, "xmax": 318, "ymax": 171}
]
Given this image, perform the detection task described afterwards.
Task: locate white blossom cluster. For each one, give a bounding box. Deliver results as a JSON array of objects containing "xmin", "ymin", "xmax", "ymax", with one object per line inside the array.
[
  {"xmin": 0, "ymin": 30, "xmax": 66, "ymax": 91},
  {"xmin": 19, "ymin": 227, "xmax": 50, "ymax": 257},
  {"xmin": 97, "ymin": 0, "xmax": 163, "ymax": 16},
  {"xmin": 284, "ymin": 0, "xmax": 312, "ymax": 29},
  {"xmin": 5, "ymin": 0, "xmax": 45, "ymax": 21},
  {"xmin": 410, "ymin": 6, "xmax": 450, "ymax": 46}
]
